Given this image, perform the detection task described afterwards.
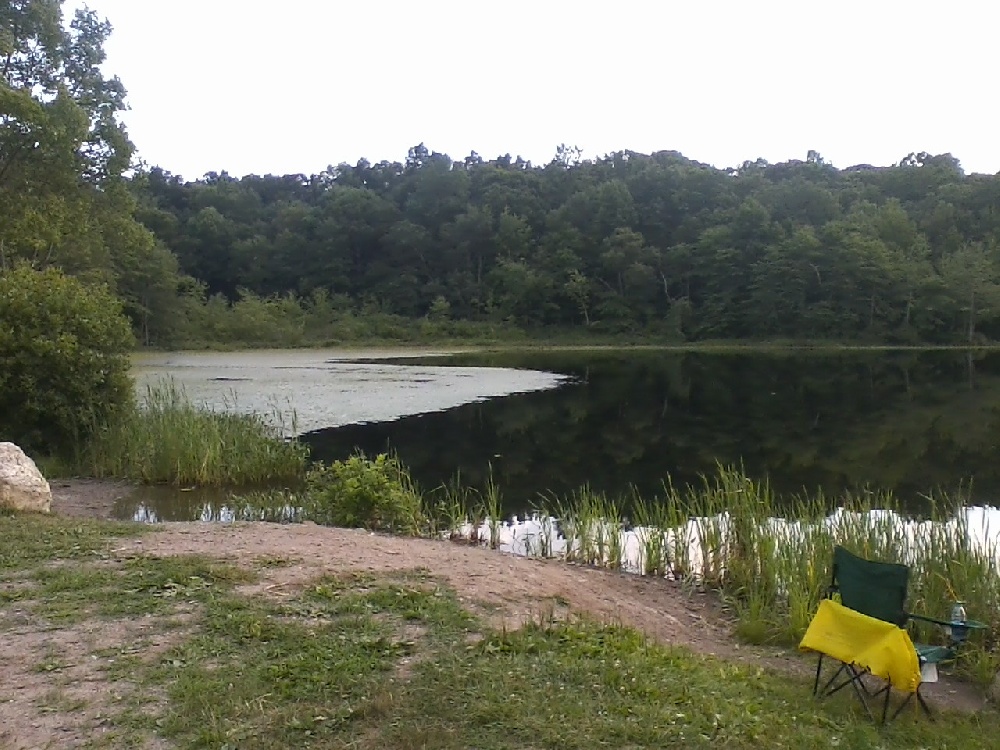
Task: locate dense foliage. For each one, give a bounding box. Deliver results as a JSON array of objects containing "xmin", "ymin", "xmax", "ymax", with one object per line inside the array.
[
  {"xmin": 3, "ymin": 1, "xmax": 1000, "ymax": 350},
  {"xmin": 0, "ymin": 265, "xmax": 133, "ymax": 452},
  {"xmin": 133, "ymin": 148, "xmax": 1000, "ymax": 344}
]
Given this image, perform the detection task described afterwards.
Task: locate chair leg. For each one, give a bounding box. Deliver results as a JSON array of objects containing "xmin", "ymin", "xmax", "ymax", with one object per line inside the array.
[
  {"xmin": 916, "ymin": 686, "xmax": 934, "ymax": 722},
  {"xmin": 881, "ymin": 680, "xmax": 891, "ymax": 724},
  {"xmin": 820, "ymin": 663, "xmax": 850, "ymax": 696},
  {"xmin": 883, "ymin": 685, "xmax": 936, "ymax": 724},
  {"xmin": 823, "ymin": 665, "xmax": 873, "ymax": 721},
  {"xmin": 849, "ymin": 670, "xmax": 875, "ymax": 722},
  {"xmin": 813, "ymin": 653, "xmax": 824, "ymax": 695}
]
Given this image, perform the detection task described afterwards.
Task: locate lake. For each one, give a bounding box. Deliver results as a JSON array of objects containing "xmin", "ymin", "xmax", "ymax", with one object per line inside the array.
[{"xmin": 119, "ymin": 348, "xmax": 1000, "ymax": 521}]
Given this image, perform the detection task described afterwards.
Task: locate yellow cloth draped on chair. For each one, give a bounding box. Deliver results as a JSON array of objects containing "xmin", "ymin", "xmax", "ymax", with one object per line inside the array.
[{"xmin": 799, "ymin": 599, "xmax": 921, "ymax": 693}]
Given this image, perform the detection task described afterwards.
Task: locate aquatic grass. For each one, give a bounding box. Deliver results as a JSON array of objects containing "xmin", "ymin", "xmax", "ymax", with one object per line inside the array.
[
  {"xmin": 515, "ymin": 465, "xmax": 1000, "ymax": 679},
  {"xmin": 654, "ymin": 469, "xmax": 1000, "ymax": 675},
  {"xmin": 536, "ymin": 512, "xmax": 555, "ymax": 558},
  {"xmin": 482, "ymin": 467, "xmax": 504, "ymax": 550},
  {"xmin": 80, "ymin": 379, "xmax": 308, "ymax": 486},
  {"xmin": 426, "ymin": 472, "xmax": 476, "ymax": 541},
  {"xmin": 631, "ymin": 492, "xmax": 667, "ymax": 577}
]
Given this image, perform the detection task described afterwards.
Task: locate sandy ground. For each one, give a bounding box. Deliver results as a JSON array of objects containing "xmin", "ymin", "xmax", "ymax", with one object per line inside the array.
[{"xmin": 1, "ymin": 481, "xmax": 989, "ymax": 748}]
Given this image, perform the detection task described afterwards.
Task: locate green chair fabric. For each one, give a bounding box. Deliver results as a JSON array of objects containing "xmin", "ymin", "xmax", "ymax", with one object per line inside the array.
[{"xmin": 832, "ymin": 546, "xmax": 909, "ymax": 627}]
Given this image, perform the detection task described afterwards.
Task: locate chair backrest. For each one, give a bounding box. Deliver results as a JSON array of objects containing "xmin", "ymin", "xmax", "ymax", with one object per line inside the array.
[{"xmin": 832, "ymin": 546, "xmax": 909, "ymax": 627}]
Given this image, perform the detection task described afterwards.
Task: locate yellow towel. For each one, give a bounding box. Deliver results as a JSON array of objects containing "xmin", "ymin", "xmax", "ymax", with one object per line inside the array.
[{"xmin": 799, "ymin": 599, "xmax": 921, "ymax": 693}]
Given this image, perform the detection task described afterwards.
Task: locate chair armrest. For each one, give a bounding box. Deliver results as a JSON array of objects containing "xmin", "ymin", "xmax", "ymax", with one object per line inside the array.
[
  {"xmin": 908, "ymin": 613, "xmax": 953, "ymax": 627},
  {"xmin": 909, "ymin": 613, "xmax": 987, "ymax": 630}
]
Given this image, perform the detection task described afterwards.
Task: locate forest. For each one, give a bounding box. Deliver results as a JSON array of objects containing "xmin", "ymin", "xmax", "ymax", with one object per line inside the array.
[{"xmin": 4, "ymin": 2, "xmax": 1000, "ymax": 348}]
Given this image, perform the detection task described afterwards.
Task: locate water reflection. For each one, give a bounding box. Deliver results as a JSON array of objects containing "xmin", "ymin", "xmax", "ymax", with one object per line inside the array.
[
  {"xmin": 303, "ymin": 349, "xmax": 1000, "ymax": 512},
  {"xmin": 115, "ymin": 349, "xmax": 1000, "ymax": 522},
  {"xmin": 117, "ymin": 486, "xmax": 300, "ymax": 523}
]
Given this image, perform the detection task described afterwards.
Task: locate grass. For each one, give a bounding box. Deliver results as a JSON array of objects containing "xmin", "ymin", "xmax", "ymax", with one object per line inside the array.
[
  {"xmin": 77, "ymin": 378, "xmax": 309, "ymax": 486},
  {"xmin": 542, "ymin": 466, "xmax": 1000, "ymax": 686},
  {"xmin": 0, "ymin": 510, "xmax": 143, "ymax": 573},
  {"xmin": 2, "ymin": 512, "xmax": 999, "ymax": 748},
  {"xmin": 411, "ymin": 462, "xmax": 1000, "ymax": 690}
]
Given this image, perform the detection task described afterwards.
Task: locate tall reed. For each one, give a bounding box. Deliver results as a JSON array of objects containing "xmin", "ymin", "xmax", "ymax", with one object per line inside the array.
[
  {"xmin": 482, "ymin": 467, "xmax": 504, "ymax": 550},
  {"xmin": 80, "ymin": 379, "xmax": 308, "ymax": 486}
]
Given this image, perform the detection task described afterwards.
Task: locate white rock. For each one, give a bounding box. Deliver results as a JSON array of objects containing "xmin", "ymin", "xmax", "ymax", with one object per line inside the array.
[{"xmin": 0, "ymin": 442, "xmax": 52, "ymax": 513}]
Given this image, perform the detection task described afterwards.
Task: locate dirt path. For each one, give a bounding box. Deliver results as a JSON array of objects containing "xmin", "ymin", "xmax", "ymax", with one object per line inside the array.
[{"xmin": 49, "ymin": 478, "xmax": 135, "ymax": 519}]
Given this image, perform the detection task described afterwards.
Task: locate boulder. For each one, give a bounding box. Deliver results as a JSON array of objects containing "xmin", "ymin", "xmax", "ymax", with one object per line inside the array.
[{"xmin": 0, "ymin": 442, "xmax": 52, "ymax": 513}]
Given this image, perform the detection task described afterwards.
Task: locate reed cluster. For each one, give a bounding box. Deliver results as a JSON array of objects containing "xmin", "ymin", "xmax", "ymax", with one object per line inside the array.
[
  {"xmin": 532, "ymin": 467, "xmax": 1000, "ymax": 684},
  {"xmin": 79, "ymin": 379, "xmax": 308, "ymax": 486}
]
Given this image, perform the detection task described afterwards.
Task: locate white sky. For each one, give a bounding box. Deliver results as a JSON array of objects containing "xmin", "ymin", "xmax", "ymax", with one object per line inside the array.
[{"xmin": 69, "ymin": 0, "xmax": 1000, "ymax": 180}]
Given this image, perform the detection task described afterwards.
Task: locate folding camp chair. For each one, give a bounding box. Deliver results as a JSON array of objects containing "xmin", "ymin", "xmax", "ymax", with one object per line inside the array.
[{"xmin": 802, "ymin": 546, "xmax": 985, "ymax": 723}]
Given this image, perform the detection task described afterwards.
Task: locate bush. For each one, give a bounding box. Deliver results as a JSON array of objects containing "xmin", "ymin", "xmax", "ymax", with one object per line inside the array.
[
  {"xmin": 0, "ymin": 265, "xmax": 134, "ymax": 454},
  {"xmin": 302, "ymin": 454, "xmax": 423, "ymax": 534}
]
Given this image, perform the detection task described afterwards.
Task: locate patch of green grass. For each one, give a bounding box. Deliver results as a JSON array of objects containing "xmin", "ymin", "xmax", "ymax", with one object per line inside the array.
[
  {"xmin": 0, "ymin": 512, "xmax": 144, "ymax": 573},
  {"xmin": 105, "ymin": 572, "xmax": 998, "ymax": 750},
  {"xmin": 378, "ymin": 618, "xmax": 999, "ymax": 750},
  {"xmin": 133, "ymin": 572, "xmax": 474, "ymax": 748},
  {"xmin": 301, "ymin": 571, "xmax": 477, "ymax": 638},
  {"xmin": 28, "ymin": 555, "xmax": 255, "ymax": 623}
]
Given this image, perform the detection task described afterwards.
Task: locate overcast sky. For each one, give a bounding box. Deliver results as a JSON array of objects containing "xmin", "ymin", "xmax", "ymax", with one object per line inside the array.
[{"xmin": 70, "ymin": 0, "xmax": 1000, "ymax": 180}]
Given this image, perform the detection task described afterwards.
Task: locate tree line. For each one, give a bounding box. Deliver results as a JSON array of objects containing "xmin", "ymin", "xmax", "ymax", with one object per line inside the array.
[
  {"xmin": 3, "ymin": 2, "xmax": 1000, "ymax": 349},
  {"xmin": 130, "ymin": 147, "xmax": 1000, "ymax": 344}
]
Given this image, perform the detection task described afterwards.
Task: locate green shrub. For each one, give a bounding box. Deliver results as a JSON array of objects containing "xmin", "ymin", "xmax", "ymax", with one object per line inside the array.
[
  {"xmin": 303, "ymin": 454, "xmax": 423, "ymax": 534},
  {"xmin": 0, "ymin": 264, "xmax": 134, "ymax": 454}
]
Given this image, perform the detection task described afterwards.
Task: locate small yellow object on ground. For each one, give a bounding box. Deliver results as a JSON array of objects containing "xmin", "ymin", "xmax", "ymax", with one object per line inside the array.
[{"xmin": 800, "ymin": 599, "xmax": 921, "ymax": 693}]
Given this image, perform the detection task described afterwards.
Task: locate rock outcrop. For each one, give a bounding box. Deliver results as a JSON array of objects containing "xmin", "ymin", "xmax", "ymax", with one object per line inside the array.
[{"xmin": 0, "ymin": 442, "xmax": 52, "ymax": 513}]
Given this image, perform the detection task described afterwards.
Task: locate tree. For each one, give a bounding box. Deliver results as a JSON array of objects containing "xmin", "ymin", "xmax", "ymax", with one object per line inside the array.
[
  {"xmin": 0, "ymin": 264, "xmax": 134, "ymax": 454},
  {"xmin": 939, "ymin": 243, "xmax": 1000, "ymax": 342},
  {"xmin": 1, "ymin": 1, "xmax": 134, "ymax": 271}
]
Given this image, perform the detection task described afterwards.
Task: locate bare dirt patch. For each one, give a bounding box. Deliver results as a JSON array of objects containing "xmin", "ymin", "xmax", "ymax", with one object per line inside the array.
[{"xmin": 0, "ymin": 613, "xmax": 184, "ymax": 750}]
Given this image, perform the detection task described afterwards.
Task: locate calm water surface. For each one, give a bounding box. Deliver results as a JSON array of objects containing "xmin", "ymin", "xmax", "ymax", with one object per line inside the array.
[{"xmin": 118, "ymin": 349, "xmax": 1000, "ymax": 521}]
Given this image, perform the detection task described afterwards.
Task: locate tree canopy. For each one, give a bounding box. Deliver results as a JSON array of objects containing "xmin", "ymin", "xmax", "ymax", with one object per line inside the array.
[
  {"xmin": 132, "ymin": 148, "xmax": 1000, "ymax": 344},
  {"xmin": 3, "ymin": 2, "xmax": 1000, "ymax": 347}
]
